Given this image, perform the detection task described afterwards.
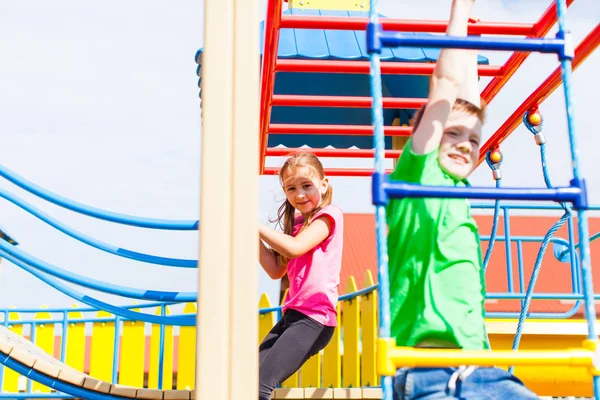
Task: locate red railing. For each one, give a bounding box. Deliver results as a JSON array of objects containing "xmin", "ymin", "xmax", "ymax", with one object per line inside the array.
[
  {"xmin": 276, "ymin": 59, "xmax": 504, "ymax": 76},
  {"xmin": 481, "ymin": 0, "xmax": 576, "ymax": 103},
  {"xmin": 280, "ymin": 16, "xmax": 536, "ymax": 35},
  {"xmin": 266, "ymin": 148, "xmax": 402, "ymax": 158},
  {"xmin": 269, "ymin": 124, "xmax": 412, "ymax": 136},
  {"xmin": 259, "ymin": 0, "xmax": 587, "ymax": 176},
  {"xmin": 271, "ymin": 95, "xmax": 427, "ymax": 109},
  {"xmin": 479, "ymin": 23, "xmax": 600, "ymax": 164},
  {"xmin": 264, "ymin": 167, "xmax": 394, "ymax": 177}
]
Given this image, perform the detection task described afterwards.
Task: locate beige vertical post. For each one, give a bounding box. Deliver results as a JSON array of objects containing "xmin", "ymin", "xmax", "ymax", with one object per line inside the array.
[{"xmin": 197, "ymin": 0, "xmax": 260, "ymax": 399}]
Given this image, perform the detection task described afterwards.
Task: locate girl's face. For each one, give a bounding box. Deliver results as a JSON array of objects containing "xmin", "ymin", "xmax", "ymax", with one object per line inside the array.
[{"xmin": 282, "ymin": 166, "xmax": 328, "ymax": 215}]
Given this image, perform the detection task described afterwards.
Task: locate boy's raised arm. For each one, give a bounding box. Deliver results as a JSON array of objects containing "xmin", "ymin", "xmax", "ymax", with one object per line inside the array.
[{"xmin": 411, "ymin": 0, "xmax": 476, "ymax": 155}]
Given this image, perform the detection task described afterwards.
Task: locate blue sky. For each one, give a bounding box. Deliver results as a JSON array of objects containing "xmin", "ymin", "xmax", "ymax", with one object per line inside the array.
[{"xmin": 0, "ymin": 0, "xmax": 598, "ymax": 308}]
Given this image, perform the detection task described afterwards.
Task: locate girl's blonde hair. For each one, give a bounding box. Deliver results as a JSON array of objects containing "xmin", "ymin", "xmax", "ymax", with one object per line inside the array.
[{"xmin": 274, "ymin": 152, "xmax": 333, "ymax": 267}]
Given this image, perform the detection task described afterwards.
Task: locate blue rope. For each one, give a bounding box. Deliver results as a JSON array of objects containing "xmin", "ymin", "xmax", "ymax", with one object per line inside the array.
[
  {"xmin": 509, "ymin": 119, "xmax": 572, "ymax": 373},
  {"xmin": 0, "ymin": 164, "xmax": 198, "ymax": 230},
  {"xmin": 483, "ymin": 180, "xmax": 501, "ymax": 273},
  {"xmin": 510, "ymin": 212, "xmax": 570, "ymax": 359},
  {"xmin": 0, "ymin": 187, "xmax": 196, "ymax": 267},
  {"xmin": 0, "ymin": 238, "xmax": 196, "ymax": 302},
  {"xmin": 0, "ymin": 249, "xmax": 195, "ymax": 326}
]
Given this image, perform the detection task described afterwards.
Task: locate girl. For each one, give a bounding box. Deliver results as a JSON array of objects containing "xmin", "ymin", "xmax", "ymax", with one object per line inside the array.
[{"xmin": 258, "ymin": 152, "xmax": 343, "ymax": 400}]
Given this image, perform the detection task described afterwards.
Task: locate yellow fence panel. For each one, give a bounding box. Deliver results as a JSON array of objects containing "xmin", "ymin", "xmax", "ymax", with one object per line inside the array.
[
  {"xmin": 360, "ymin": 271, "xmax": 378, "ymax": 387},
  {"xmin": 258, "ymin": 293, "xmax": 275, "ymax": 344},
  {"xmin": 342, "ymin": 277, "xmax": 360, "ymax": 388},
  {"xmin": 176, "ymin": 303, "xmax": 197, "ymax": 390},
  {"xmin": 300, "ymin": 351, "xmax": 321, "ymax": 388},
  {"xmin": 65, "ymin": 305, "xmax": 85, "ymax": 372},
  {"xmin": 3, "ymin": 310, "xmax": 22, "ymax": 392},
  {"xmin": 33, "ymin": 307, "xmax": 54, "ymax": 393},
  {"xmin": 149, "ymin": 306, "xmax": 174, "ymax": 389},
  {"xmin": 119, "ymin": 307, "xmax": 145, "ymax": 388},
  {"xmin": 280, "ymin": 289, "xmax": 298, "ymax": 388},
  {"xmin": 322, "ymin": 302, "xmax": 341, "ymax": 388},
  {"xmin": 90, "ymin": 311, "xmax": 115, "ymax": 382}
]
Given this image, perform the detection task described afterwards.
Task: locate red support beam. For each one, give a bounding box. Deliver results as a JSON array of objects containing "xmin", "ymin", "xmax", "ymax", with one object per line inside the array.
[
  {"xmin": 266, "ymin": 148, "xmax": 402, "ymax": 158},
  {"xmin": 269, "ymin": 123, "xmax": 412, "ymax": 136},
  {"xmin": 479, "ymin": 23, "xmax": 600, "ymax": 165},
  {"xmin": 258, "ymin": 0, "xmax": 283, "ymax": 174},
  {"xmin": 276, "ymin": 59, "xmax": 504, "ymax": 76},
  {"xmin": 280, "ymin": 16, "xmax": 535, "ymax": 36},
  {"xmin": 264, "ymin": 167, "xmax": 394, "ymax": 177},
  {"xmin": 481, "ymin": 0, "xmax": 575, "ymax": 103},
  {"xmin": 272, "ymin": 94, "xmax": 426, "ymax": 109}
]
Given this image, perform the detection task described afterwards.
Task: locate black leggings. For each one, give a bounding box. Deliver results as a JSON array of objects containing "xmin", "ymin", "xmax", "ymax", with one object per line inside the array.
[{"xmin": 258, "ymin": 309, "xmax": 335, "ymax": 400}]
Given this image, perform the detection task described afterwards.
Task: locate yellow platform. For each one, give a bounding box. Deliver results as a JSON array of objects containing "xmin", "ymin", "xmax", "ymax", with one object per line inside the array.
[{"xmin": 486, "ymin": 319, "xmax": 599, "ymax": 397}]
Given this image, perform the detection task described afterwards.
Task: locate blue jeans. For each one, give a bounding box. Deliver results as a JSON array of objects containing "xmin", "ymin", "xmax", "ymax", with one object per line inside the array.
[{"xmin": 393, "ymin": 367, "xmax": 539, "ymax": 400}]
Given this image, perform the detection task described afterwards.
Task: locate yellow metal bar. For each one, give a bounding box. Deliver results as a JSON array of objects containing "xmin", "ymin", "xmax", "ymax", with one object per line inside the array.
[
  {"xmin": 258, "ymin": 293, "xmax": 275, "ymax": 344},
  {"xmin": 90, "ymin": 311, "xmax": 115, "ymax": 382},
  {"xmin": 300, "ymin": 352, "xmax": 321, "ymax": 388},
  {"xmin": 149, "ymin": 307, "xmax": 174, "ymax": 389},
  {"xmin": 281, "ymin": 290, "xmax": 298, "ymax": 388},
  {"xmin": 322, "ymin": 302, "xmax": 341, "ymax": 387},
  {"xmin": 3, "ymin": 310, "xmax": 23, "ymax": 392},
  {"xmin": 488, "ymin": 323, "xmax": 595, "ymax": 396},
  {"xmin": 162, "ymin": 308, "xmax": 175, "ymax": 390},
  {"xmin": 176, "ymin": 303, "xmax": 197, "ymax": 390},
  {"xmin": 377, "ymin": 338, "xmax": 596, "ymax": 376},
  {"xmin": 65, "ymin": 305, "xmax": 85, "ymax": 372},
  {"xmin": 33, "ymin": 307, "xmax": 53, "ymax": 393},
  {"xmin": 118, "ymin": 307, "xmax": 145, "ymax": 388},
  {"xmin": 342, "ymin": 276, "xmax": 360, "ymax": 388},
  {"xmin": 360, "ymin": 271, "xmax": 378, "ymax": 387}
]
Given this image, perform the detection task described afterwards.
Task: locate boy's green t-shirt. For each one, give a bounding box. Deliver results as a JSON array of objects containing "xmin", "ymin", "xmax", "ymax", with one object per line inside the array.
[{"xmin": 386, "ymin": 138, "xmax": 488, "ymax": 350}]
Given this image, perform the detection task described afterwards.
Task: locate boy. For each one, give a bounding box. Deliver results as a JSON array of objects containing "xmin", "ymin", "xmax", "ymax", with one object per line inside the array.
[{"xmin": 386, "ymin": 0, "xmax": 539, "ymax": 398}]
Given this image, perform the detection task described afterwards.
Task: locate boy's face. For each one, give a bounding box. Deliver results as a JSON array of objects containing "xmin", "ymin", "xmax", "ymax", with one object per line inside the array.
[{"xmin": 438, "ymin": 109, "xmax": 483, "ymax": 180}]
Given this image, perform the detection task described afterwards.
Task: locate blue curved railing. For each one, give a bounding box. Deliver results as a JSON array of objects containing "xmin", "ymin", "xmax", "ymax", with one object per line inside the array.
[
  {"xmin": 0, "ymin": 164, "xmax": 198, "ymax": 230},
  {"xmin": 0, "ymin": 240, "xmax": 195, "ymax": 303},
  {"xmin": 0, "ymin": 249, "xmax": 195, "ymax": 326},
  {"xmin": 0, "ymin": 188, "xmax": 196, "ymax": 267}
]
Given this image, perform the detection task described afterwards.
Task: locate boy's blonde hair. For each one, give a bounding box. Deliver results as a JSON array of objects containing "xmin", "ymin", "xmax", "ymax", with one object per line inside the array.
[{"xmin": 411, "ymin": 98, "xmax": 486, "ymax": 132}]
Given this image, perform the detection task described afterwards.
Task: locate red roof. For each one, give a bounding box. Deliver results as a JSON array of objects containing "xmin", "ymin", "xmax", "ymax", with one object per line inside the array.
[{"xmin": 341, "ymin": 213, "xmax": 600, "ymax": 317}]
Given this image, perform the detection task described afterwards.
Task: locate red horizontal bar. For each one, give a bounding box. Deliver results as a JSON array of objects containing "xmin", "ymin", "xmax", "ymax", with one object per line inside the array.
[
  {"xmin": 272, "ymin": 95, "xmax": 426, "ymax": 109},
  {"xmin": 266, "ymin": 148, "xmax": 402, "ymax": 158},
  {"xmin": 481, "ymin": 0, "xmax": 575, "ymax": 103},
  {"xmin": 280, "ymin": 16, "xmax": 535, "ymax": 36},
  {"xmin": 479, "ymin": 23, "xmax": 600, "ymax": 165},
  {"xmin": 269, "ymin": 123, "xmax": 412, "ymax": 136},
  {"xmin": 276, "ymin": 59, "xmax": 504, "ymax": 76},
  {"xmin": 264, "ymin": 167, "xmax": 393, "ymax": 177}
]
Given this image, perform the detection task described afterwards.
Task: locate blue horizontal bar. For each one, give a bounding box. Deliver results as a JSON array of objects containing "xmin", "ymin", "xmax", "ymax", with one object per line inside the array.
[
  {"xmin": 0, "ymin": 301, "xmax": 179, "ymax": 314},
  {"xmin": 380, "ymin": 32, "xmax": 567, "ymax": 56},
  {"xmin": 487, "ymin": 293, "xmax": 599, "ymax": 300},
  {"xmin": 471, "ymin": 203, "xmax": 600, "ymax": 211},
  {"xmin": 383, "ymin": 181, "xmax": 581, "ymax": 205}
]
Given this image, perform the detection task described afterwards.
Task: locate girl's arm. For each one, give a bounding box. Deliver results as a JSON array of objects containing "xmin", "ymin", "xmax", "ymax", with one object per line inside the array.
[
  {"xmin": 259, "ymin": 239, "xmax": 286, "ymax": 279},
  {"xmin": 259, "ymin": 215, "xmax": 334, "ymax": 260}
]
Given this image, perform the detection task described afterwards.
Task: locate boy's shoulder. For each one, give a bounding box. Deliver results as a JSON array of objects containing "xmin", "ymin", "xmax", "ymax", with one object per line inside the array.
[{"xmin": 390, "ymin": 139, "xmax": 446, "ymax": 185}]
